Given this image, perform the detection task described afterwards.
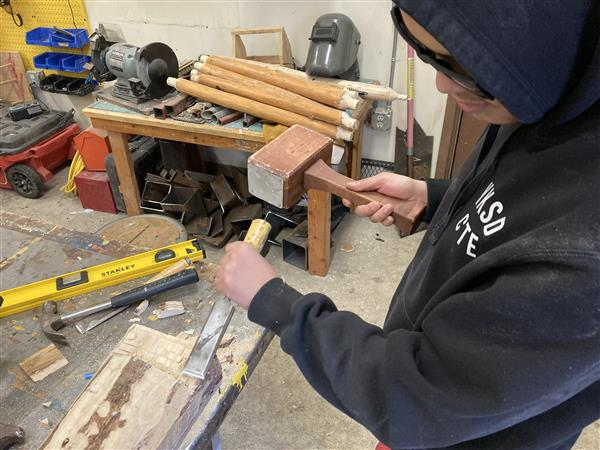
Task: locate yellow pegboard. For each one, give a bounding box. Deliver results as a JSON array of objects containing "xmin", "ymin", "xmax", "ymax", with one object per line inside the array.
[{"xmin": 0, "ymin": 0, "xmax": 90, "ymax": 78}]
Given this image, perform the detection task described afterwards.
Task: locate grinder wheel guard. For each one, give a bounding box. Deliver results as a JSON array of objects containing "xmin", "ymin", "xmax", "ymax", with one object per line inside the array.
[{"xmin": 138, "ymin": 42, "xmax": 179, "ymax": 98}]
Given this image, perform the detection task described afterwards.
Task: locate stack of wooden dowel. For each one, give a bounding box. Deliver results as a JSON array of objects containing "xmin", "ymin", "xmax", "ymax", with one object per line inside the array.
[
  {"xmin": 195, "ymin": 55, "xmax": 408, "ymax": 102},
  {"xmin": 166, "ymin": 55, "xmax": 365, "ymax": 141}
]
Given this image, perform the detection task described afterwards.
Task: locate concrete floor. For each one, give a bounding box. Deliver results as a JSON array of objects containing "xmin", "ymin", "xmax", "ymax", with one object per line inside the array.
[{"xmin": 1, "ymin": 168, "xmax": 598, "ymax": 449}]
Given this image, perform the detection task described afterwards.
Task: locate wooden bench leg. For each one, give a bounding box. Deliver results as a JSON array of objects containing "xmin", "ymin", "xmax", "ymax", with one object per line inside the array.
[
  {"xmin": 107, "ymin": 131, "xmax": 141, "ymax": 215},
  {"xmin": 308, "ymin": 189, "xmax": 331, "ymax": 276}
]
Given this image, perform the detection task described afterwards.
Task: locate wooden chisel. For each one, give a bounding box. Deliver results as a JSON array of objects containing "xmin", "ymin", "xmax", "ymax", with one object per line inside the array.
[{"xmin": 183, "ymin": 219, "xmax": 271, "ymax": 379}]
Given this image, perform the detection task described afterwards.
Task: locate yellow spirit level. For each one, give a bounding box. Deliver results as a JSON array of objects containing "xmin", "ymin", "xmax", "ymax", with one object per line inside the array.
[{"xmin": 0, "ymin": 239, "xmax": 206, "ymax": 317}]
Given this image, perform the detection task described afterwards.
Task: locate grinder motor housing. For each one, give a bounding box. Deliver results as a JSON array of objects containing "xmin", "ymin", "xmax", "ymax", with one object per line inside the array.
[{"xmin": 104, "ymin": 42, "xmax": 179, "ymax": 103}]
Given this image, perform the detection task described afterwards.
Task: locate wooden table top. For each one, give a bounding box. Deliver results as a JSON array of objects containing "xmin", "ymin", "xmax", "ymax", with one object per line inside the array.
[{"xmin": 0, "ymin": 211, "xmax": 272, "ymax": 448}]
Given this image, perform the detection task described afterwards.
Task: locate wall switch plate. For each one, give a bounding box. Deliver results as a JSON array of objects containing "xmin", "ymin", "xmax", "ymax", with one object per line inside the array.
[{"xmin": 369, "ymin": 102, "xmax": 393, "ymax": 131}]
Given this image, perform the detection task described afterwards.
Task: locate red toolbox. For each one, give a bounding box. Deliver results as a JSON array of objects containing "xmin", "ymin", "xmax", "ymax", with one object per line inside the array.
[
  {"xmin": 74, "ymin": 170, "xmax": 118, "ymax": 214},
  {"xmin": 0, "ymin": 110, "xmax": 80, "ymax": 198}
]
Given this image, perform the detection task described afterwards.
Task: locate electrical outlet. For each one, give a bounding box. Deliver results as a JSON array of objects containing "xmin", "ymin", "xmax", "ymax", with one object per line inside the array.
[{"xmin": 369, "ymin": 103, "xmax": 393, "ymax": 131}]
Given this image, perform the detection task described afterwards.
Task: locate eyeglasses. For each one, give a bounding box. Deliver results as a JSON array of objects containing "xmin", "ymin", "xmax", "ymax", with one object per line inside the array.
[{"xmin": 390, "ymin": 6, "xmax": 494, "ymax": 100}]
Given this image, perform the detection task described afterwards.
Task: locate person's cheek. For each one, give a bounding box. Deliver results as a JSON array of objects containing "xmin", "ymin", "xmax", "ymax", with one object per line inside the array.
[{"xmin": 436, "ymin": 71, "xmax": 463, "ymax": 95}]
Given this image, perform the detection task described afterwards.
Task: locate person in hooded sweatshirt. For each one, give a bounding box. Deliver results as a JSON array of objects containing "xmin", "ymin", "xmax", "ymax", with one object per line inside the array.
[{"xmin": 215, "ymin": 1, "xmax": 600, "ymax": 448}]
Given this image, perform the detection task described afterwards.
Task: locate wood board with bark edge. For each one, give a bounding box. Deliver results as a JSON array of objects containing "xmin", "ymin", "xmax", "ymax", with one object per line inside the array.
[{"xmin": 41, "ymin": 324, "xmax": 221, "ymax": 450}]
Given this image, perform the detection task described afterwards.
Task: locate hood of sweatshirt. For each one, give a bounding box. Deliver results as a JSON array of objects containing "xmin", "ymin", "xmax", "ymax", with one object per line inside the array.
[{"xmin": 394, "ymin": 0, "xmax": 600, "ymax": 124}]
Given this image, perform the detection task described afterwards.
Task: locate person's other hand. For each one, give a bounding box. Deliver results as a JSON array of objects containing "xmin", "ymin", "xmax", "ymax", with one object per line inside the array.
[
  {"xmin": 215, "ymin": 241, "xmax": 277, "ymax": 310},
  {"xmin": 343, "ymin": 173, "xmax": 427, "ymax": 226}
]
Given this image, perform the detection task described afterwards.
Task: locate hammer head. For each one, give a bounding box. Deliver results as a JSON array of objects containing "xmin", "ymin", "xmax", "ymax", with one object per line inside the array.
[
  {"xmin": 248, "ymin": 125, "xmax": 332, "ymax": 209},
  {"xmin": 41, "ymin": 301, "xmax": 69, "ymax": 345}
]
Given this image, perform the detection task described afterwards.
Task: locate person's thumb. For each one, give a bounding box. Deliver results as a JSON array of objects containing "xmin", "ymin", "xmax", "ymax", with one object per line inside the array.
[{"xmin": 346, "ymin": 173, "xmax": 385, "ymax": 192}]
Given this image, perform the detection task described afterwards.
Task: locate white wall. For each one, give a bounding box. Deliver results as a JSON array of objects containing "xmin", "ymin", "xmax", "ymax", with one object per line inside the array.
[{"xmin": 84, "ymin": 0, "xmax": 446, "ymax": 173}]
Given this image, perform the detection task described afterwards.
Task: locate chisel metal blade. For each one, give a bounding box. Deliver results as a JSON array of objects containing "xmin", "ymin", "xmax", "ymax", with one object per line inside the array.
[
  {"xmin": 75, "ymin": 306, "xmax": 128, "ymax": 334},
  {"xmin": 183, "ymin": 298, "xmax": 234, "ymax": 379}
]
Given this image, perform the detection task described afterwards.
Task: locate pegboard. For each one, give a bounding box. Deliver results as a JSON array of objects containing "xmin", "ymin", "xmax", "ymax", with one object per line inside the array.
[{"xmin": 0, "ymin": 0, "xmax": 91, "ymax": 78}]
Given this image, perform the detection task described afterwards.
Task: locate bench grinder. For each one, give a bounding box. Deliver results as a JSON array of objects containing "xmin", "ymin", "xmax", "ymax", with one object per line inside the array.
[
  {"xmin": 89, "ymin": 25, "xmax": 179, "ymax": 103},
  {"xmin": 103, "ymin": 43, "xmax": 179, "ymax": 103}
]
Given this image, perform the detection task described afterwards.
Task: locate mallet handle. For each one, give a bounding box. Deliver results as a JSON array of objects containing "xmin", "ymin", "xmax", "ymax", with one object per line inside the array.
[{"xmin": 304, "ymin": 159, "xmax": 426, "ymax": 236}]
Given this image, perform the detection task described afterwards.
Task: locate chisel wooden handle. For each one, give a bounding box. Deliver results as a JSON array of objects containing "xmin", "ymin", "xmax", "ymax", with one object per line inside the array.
[
  {"xmin": 243, "ymin": 219, "xmax": 271, "ymax": 252},
  {"xmin": 304, "ymin": 159, "xmax": 426, "ymax": 236},
  {"xmin": 147, "ymin": 257, "xmax": 194, "ymax": 283}
]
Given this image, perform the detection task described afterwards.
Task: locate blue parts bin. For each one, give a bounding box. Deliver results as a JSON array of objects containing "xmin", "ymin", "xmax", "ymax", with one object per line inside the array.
[
  {"xmin": 62, "ymin": 54, "xmax": 91, "ymax": 72},
  {"xmin": 27, "ymin": 27, "xmax": 91, "ymax": 74},
  {"xmin": 26, "ymin": 27, "xmax": 89, "ymax": 48},
  {"xmin": 33, "ymin": 52, "xmax": 91, "ymax": 73}
]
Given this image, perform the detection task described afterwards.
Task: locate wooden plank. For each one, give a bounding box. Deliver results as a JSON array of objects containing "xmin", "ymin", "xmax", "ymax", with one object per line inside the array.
[
  {"xmin": 280, "ymin": 29, "xmax": 293, "ymax": 67},
  {"xmin": 0, "ymin": 52, "xmax": 33, "ymax": 104},
  {"xmin": 231, "ymin": 28, "xmax": 293, "ymax": 67},
  {"xmin": 19, "ymin": 344, "xmax": 68, "ymax": 382},
  {"xmin": 41, "ymin": 325, "xmax": 222, "ymax": 450},
  {"xmin": 107, "ymin": 131, "xmax": 141, "ymax": 215},
  {"xmin": 308, "ymin": 189, "xmax": 331, "ymax": 276},
  {"xmin": 232, "ymin": 27, "xmax": 285, "ymax": 35},
  {"xmin": 90, "ymin": 117, "xmax": 263, "ymax": 153},
  {"xmin": 232, "ymin": 34, "xmax": 247, "ymax": 59},
  {"xmin": 83, "ymin": 107, "xmax": 265, "ymax": 143}
]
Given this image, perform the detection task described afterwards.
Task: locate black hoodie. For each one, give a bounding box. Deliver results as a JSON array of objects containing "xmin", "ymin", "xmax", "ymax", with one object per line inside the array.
[{"xmin": 248, "ymin": 1, "xmax": 600, "ymax": 449}]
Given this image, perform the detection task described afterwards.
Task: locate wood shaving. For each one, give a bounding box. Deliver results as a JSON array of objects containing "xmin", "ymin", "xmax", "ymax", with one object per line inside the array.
[
  {"xmin": 153, "ymin": 301, "xmax": 185, "ymax": 319},
  {"xmin": 134, "ymin": 299, "xmax": 149, "ymax": 315},
  {"xmin": 339, "ymin": 242, "xmax": 355, "ymax": 253},
  {"xmin": 218, "ymin": 334, "xmax": 235, "ymax": 349}
]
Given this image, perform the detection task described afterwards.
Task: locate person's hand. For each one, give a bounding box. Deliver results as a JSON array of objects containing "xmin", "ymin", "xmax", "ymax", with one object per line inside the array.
[
  {"xmin": 343, "ymin": 173, "xmax": 427, "ymax": 226},
  {"xmin": 215, "ymin": 241, "xmax": 278, "ymax": 310}
]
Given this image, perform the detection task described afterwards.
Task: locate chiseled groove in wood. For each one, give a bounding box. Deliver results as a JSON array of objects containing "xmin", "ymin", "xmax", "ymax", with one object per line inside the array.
[
  {"xmin": 78, "ymin": 357, "xmax": 148, "ymax": 450},
  {"xmin": 41, "ymin": 325, "xmax": 222, "ymax": 450}
]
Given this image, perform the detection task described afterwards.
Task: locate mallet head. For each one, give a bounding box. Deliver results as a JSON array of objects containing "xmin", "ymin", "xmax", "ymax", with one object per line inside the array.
[{"xmin": 247, "ymin": 125, "xmax": 332, "ymax": 208}]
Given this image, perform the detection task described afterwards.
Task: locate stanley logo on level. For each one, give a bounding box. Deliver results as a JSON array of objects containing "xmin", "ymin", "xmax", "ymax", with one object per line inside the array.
[
  {"xmin": 101, "ymin": 264, "xmax": 136, "ymax": 278},
  {"xmin": 0, "ymin": 240, "xmax": 206, "ymax": 318}
]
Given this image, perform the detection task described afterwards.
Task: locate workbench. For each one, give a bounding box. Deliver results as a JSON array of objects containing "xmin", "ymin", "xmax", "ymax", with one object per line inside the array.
[
  {"xmin": 83, "ymin": 96, "xmax": 372, "ymax": 277},
  {"xmin": 0, "ymin": 211, "xmax": 272, "ymax": 449}
]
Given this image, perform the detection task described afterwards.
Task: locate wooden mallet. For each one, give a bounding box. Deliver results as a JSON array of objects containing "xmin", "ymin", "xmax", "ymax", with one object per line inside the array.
[{"xmin": 247, "ymin": 125, "xmax": 426, "ymax": 236}]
